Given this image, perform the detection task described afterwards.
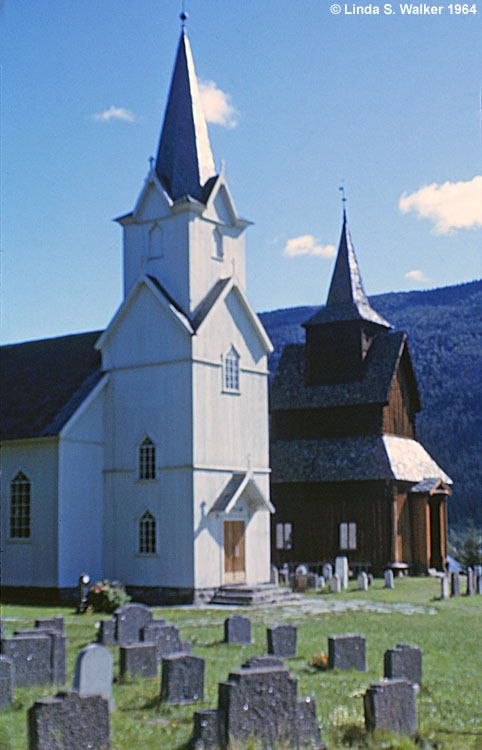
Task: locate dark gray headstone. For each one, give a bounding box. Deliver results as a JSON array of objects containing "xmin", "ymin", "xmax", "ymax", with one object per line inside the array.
[
  {"xmin": 466, "ymin": 568, "xmax": 475, "ymax": 596},
  {"xmin": 0, "ymin": 656, "xmax": 14, "ymax": 709},
  {"xmin": 15, "ymin": 629, "xmax": 67, "ymax": 685},
  {"xmin": 97, "ymin": 619, "xmax": 116, "ymax": 646},
  {"xmin": 192, "ymin": 710, "xmax": 219, "ymax": 750},
  {"xmin": 28, "ymin": 689, "xmax": 109, "ymax": 750},
  {"xmin": 114, "ymin": 603, "xmax": 153, "ymax": 645},
  {"xmin": 242, "ymin": 655, "xmax": 284, "ymax": 669},
  {"xmin": 384, "ymin": 644, "xmax": 422, "ymax": 686},
  {"xmin": 34, "ymin": 617, "xmax": 64, "ymax": 634},
  {"xmin": 224, "ymin": 616, "xmax": 251, "ymax": 645},
  {"xmin": 161, "ymin": 654, "xmax": 205, "ymax": 704},
  {"xmin": 141, "ymin": 622, "xmax": 181, "ymax": 660},
  {"xmin": 120, "ymin": 644, "xmax": 158, "ymax": 679},
  {"xmin": 364, "ymin": 679, "xmax": 417, "ymax": 735},
  {"xmin": 1, "ymin": 635, "xmax": 52, "ymax": 687},
  {"xmin": 267, "ymin": 625, "xmax": 297, "ymax": 659},
  {"xmin": 73, "ymin": 643, "xmax": 114, "ymax": 710},
  {"xmin": 451, "ymin": 572, "xmax": 460, "ymax": 597},
  {"xmin": 328, "ymin": 634, "xmax": 366, "ymax": 671}
]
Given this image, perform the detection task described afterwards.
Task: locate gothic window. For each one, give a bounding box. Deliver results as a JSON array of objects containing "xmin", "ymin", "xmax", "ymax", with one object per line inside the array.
[
  {"xmin": 340, "ymin": 522, "xmax": 357, "ymax": 550},
  {"xmin": 139, "ymin": 437, "xmax": 156, "ymax": 480},
  {"xmin": 223, "ymin": 347, "xmax": 240, "ymax": 392},
  {"xmin": 276, "ymin": 522, "xmax": 292, "ymax": 550},
  {"xmin": 213, "ymin": 226, "xmax": 224, "ymax": 259},
  {"xmin": 10, "ymin": 471, "xmax": 31, "ymax": 539},
  {"xmin": 139, "ymin": 511, "xmax": 156, "ymax": 554}
]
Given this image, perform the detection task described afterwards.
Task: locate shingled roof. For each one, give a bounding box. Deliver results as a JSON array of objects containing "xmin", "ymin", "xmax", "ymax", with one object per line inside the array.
[
  {"xmin": 1, "ymin": 331, "xmax": 102, "ymax": 441},
  {"xmin": 270, "ymin": 329, "xmax": 418, "ymax": 411}
]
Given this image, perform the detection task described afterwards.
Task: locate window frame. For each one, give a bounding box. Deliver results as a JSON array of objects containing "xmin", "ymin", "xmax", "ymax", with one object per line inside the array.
[
  {"xmin": 223, "ymin": 346, "xmax": 240, "ymax": 393},
  {"xmin": 138, "ymin": 437, "xmax": 157, "ymax": 481},
  {"xmin": 138, "ymin": 510, "xmax": 157, "ymax": 555},
  {"xmin": 10, "ymin": 470, "xmax": 32, "ymax": 540},
  {"xmin": 275, "ymin": 522, "xmax": 292, "ymax": 551},
  {"xmin": 339, "ymin": 521, "xmax": 357, "ymax": 550}
]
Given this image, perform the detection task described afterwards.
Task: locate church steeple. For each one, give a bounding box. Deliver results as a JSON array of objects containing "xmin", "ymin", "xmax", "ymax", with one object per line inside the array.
[{"xmin": 155, "ymin": 26, "xmax": 216, "ymax": 202}]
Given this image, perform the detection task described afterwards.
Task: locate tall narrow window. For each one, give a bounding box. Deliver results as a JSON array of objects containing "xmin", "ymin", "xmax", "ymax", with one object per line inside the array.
[
  {"xmin": 213, "ymin": 226, "xmax": 224, "ymax": 259},
  {"xmin": 224, "ymin": 347, "xmax": 240, "ymax": 392},
  {"xmin": 139, "ymin": 511, "xmax": 156, "ymax": 554},
  {"xmin": 10, "ymin": 471, "xmax": 31, "ymax": 539},
  {"xmin": 276, "ymin": 522, "xmax": 292, "ymax": 550},
  {"xmin": 340, "ymin": 522, "xmax": 357, "ymax": 550},
  {"xmin": 139, "ymin": 437, "xmax": 156, "ymax": 480}
]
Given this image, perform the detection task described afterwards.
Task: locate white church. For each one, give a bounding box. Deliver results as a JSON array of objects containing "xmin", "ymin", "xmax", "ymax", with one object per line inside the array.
[{"xmin": 1, "ymin": 27, "xmax": 274, "ymax": 604}]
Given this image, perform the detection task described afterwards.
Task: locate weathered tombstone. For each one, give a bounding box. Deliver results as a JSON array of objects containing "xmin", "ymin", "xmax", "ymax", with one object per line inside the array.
[
  {"xmin": 242, "ymin": 655, "xmax": 284, "ymax": 669},
  {"xmin": 270, "ymin": 565, "xmax": 279, "ymax": 586},
  {"xmin": 97, "ymin": 619, "xmax": 116, "ymax": 646},
  {"xmin": 384, "ymin": 643, "xmax": 422, "ymax": 686},
  {"xmin": 114, "ymin": 603, "xmax": 153, "ymax": 645},
  {"xmin": 330, "ymin": 574, "xmax": 341, "ymax": 593},
  {"xmin": 357, "ymin": 572, "xmax": 368, "ymax": 591},
  {"xmin": 141, "ymin": 622, "xmax": 181, "ymax": 660},
  {"xmin": 267, "ymin": 624, "xmax": 297, "ymax": 658},
  {"xmin": 477, "ymin": 575, "xmax": 482, "ymax": 595},
  {"xmin": 317, "ymin": 575, "xmax": 325, "ymax": 589},
  {"xmin": 440, "ymin": 576, "xmax": 450, "ymax": 600},
  {"xmin": 34, "ymin": 617, "xmax": 64, "ymax": 634},
  {"xmin": 384, "ymin": 569, "xmax": 394, "ymax": 589},
  {"xmin": 192, "ymin": 709, "xmax": 219, "ymax": 749},
  {"xmin": 364, "ymin": 679, "xmax": 417, "ymax": 735},
  {"xmin": 291, "ymin": 572, "xmax": 308, "ymax": 592},
  {"xmin": 451, "ymin": 571, "xmax": 460, "ymax": 597},
  {"xmin": 73, "ymin": 643, "xmax": 114, "ymax": 710},
  {"xmin": 1, "ymin": 635, "xmax": 52, "ymax": 687},
  {"xmin": 466, "ymin": 568, "xmax": 475, "ymax": 596},
  {"xmin": 295, "ymin": 564, "xmax": 308, "ymax": 575},
  {"xmin": 15, "ymin": 629, "xmax": 67, "ymax": 685},
  {"xmin": 120, "ymin": 643, "xmax": 158, "ymax": 679},
  {"xmin": 224, "ymin": 616, "xmax": 251, "ymax": 645},
  {"xmin": 328, "ymin": 634, "xmax": 366, "ymax": 671},
  {"xmin": 0, "ymin": 656, "xmax": 14, "ymax": 709},
  {"xmin": 322, "ymin": 563, "xmax": 333, "ymax": 581},
  {"xmin": 368, "ymin": 573, "xmax": 374, "ymax": 586},
  {"xmin": 28, "ymin": 689, "xmax": 109, "ymax": 750},
  {"xmin": 474, "ymin": 564, "xmax": 482, "ymax": 578},
  {"xmin": 335, "ymin": 556, "xmax": 349, "ymax": 588},
  {"xmin": 161, "ymin": 653, "xmax": 205, "ymax": 704}
]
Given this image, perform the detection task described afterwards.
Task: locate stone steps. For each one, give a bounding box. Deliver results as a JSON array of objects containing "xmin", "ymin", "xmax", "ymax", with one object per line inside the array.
[{"xmin": 210, "ymin": 584, "xmax": 298, "ymax": 606}]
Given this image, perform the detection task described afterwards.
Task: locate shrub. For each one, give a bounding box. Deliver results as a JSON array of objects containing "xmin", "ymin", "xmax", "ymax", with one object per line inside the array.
[{"xmin": 88, "ymin": 579, "xmax": 130, "ymax": 613}]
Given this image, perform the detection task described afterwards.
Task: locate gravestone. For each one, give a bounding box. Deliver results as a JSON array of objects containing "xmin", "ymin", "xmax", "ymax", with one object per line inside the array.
[
  {"xmin": 35, "ymin": 617, "xmax": 64, "ymax": 634},
  {"xmin": 357, "ymin": 572, "xmax": 368, "ymax": 591},
  {"xmin": 242, "ymin": 655, "xmax": 284, "ymax": 669},
  {"xmin": 141, "ymin": 622, "xmax": 181, "ymax": 660},
  {"xmin": 28, "ymin": 689, "xmax": 109, "ymax": 750},
  {"xmin": 161, "ymin": 654, "xmax": 205, "ymax": 704},
  {"xmin": 1, "ymin": 634, "xmax": 52, "ymax": 687},
  {"xmin": 267, "ymin": 625, "xmax": 297, "ymax": 658},
  {"xmin": 466, "ymin": 568, "xmax": 475, "ymax": 596},
  {"xmin": 120, "ymin": 643, "xmax": 158, "ymax": 679},
  {"xmin": 295, "ymin": 564, "xmax": 308, "ymax": 575},
  {"xmin": 192, "ymin": 710, "xmax": 219, "ymax": 749},
  {"xmin": 384, "ymin": 569, "xmax": 394, "ymax": 588},
  {"xmin": 330, "ymin": 574, "xmax": 341, "ymax": 593},
  {"xmin": 73, "ymin": 643, "xmax": 114, "ymax": 710},
  {"xmin": 15, "ymin": 629, "xmax": 67, "ymax": 685},
  {"xmin": 440, "ymin": 576, "xmax": 450, "ymax": 600},
  {"xmin": 97, "ymin": 619, "xmax": 116, "ymax": 646},
  {"xmin": 114, "ymin": 603, "xmax": 153, "ymax": 645},
  {"xmin": 270, "ymin": 565, "xmax": 279, "ymax": 585},
  {"xmin": 328, "ymin": 634, "xmax": 366, "ymax": 671},
  {"xmin": 224, "ymin": 616, "xmax": 251, "ymax": 645},
  {"xmin": 0, "ymin": 656, "xmax": 14, "ymax": 709},
  {"xmin": 317, "ymin": 575, "xmax": 325, "ymax": 589},
  {"xmin": 451, "ymin": 571, "xmax": 460, "ymax": 597},
  {"xmin": 335, "ymin": 556, "xmax": 349, "ymax": 588},
  {"xmin": 364, "ymin": 679, "xmax": 417, "ymax": 735},
  {"xmin": 477, "ymin": 575, "xmax": 482, "ymax": 595},
  {"xmin": 368, "ymin": 573, "xmax": 374, "ymax": 586},
  {"xmin": 474, "ymin": 564, "xmax": 482, "ymax": 577},
  {"xmin": 322, "ymin": 563, "xmax": 333, "ymax": 581},
  {"xmin": 384, "ymin": 643, "xmax": 422, "ymax": 686}
]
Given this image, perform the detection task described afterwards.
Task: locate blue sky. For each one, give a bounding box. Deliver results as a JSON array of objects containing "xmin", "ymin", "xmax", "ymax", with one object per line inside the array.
[{"xmin": 2, "ymin": 0, "xmax": 481, "ymax": 344}]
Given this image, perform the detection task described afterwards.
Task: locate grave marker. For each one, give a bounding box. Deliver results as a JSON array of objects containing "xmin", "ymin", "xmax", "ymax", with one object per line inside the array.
[
  {"xmin": 384, "ymin": 569, "xmax": 394, "ymax": 589},
  {"xmin": 97, "ymin": 619, "xmax": 116, "ymax": 646},
  {"xmin": 15, "ymin": 629, "xmax": 67, "ymax": 685},
  {"xmin": 322, "ymin": 563, "xmax": 332, "ymax": 581},
  {"xmin": 1, "ymin": 635, "xmax": 52, "ymax": 687},
  {"xmin": 384, "ymin": 643, "xmax": 422, "ymax": 686},
  {"xmin": 330, "ymin": 574, "xmax": 341, "ymax": 593},
  {"xmin": 364, "ymin": 679, "xmax": 417, "ymax": 735},
  {"xmin": 114, "ymin": 603, "xmax": 153, "ymax": 645},
  {"xmin": 335, "ymin": 556, "xmax": 349, "ymax": 588},
  {"xmin": 267, "ymin": 624, "xmax": 297, "ymax": 658},
  {"xmin": 73, "ymin": 643, "xmax": 114, "ymax": 710},
  {"xmin": 161, "ymin": 653, "xmax": 205, "ymax": 704},
  {"xmin": 328, "ymin": 634, "xmax": 366, "ymax": 671},
  {"xmin": 440, "ymin": 576, "xmax": 450, "ymax": 600},
  {"xmin": 224, "ymin": 616, "xmax": 251, "ymax": 645},
  {"xmin": 466, "ymin": 568, "xmax": 475, "ymax": 596},
  {"xmin": 34, "ymin": 617, "xmax": 64, "ymax": 634},
  {"xmin": 0, "ymin": 656, "xmax": 14, "ymax": 710},
  {"xmin": 451, "ymin": 571, "xmax": 460, "ymax": 597},
  {"xmin": 357, "ymin": 572, "xmax": 368, "ymax": 591},
  {"xmin": 28, "ymin": 689, "xmax": 109, "ymax": 750},
  {"xmin": 141, "ymin": 622, "xmax": 181, "ymax": 660}
]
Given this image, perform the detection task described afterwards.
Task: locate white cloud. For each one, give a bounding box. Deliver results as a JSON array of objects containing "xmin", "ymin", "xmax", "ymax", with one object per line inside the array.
[
  {"xmin": 283, "ymin": 235, "xmax": 336, "ymax": 259},
  {"xmin": 92, "ymin": 105, "xmax": 137, "ymax": 123},
  {"xmin": 198, "ymin": 80, "xmax": 238, "ymax": 129},
  {"xmin": 399, "ymin": 176, "xmax": 482, "ymax": 234},
  {"xmin": 405, "ymin": 269, "xmax": 432, "ymax": 283}
]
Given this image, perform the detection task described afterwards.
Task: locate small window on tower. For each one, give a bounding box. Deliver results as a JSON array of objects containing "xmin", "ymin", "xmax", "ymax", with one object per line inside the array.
[
  {"xmin": 139, "ymin": 437, "xmax": 156, "ymax": 480},
  {"xmin": 139, "ymin": 511, "xmax": 156, "ymax": 554},
  {"xmin": 223, "ymin": 347, "xmax": 240, "ymax": 392}
]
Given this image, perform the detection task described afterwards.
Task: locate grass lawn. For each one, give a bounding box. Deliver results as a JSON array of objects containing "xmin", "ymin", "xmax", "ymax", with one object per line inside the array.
[{"xmin": 1, "ymin": 577, "xmax": 481, "ymax": 749}]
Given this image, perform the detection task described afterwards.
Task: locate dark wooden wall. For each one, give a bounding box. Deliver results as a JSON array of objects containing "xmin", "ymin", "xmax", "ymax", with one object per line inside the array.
[{"xmin": 270, "ymin": 404, "xmax": 382, "ymax": 441}]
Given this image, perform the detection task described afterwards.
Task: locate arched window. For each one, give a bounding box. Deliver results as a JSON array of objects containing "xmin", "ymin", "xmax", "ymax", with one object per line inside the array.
[
  {"xmin": 10, "ymin": 471, "xmax": 31, "ymax": 539},
  {"xmin": 213, "ymin": 226, "xmax": 224, "ymax": 259},
  {"xmin": 139, "ymin": 437, "xmax": 156, "ymax": 480},
  {"xmin": 224, "ymin": 347, "xmax": 240, "ymax": 392},
  {"xmin": 139, "ymin": 511, "xmax": 156, "ymax": 554}
]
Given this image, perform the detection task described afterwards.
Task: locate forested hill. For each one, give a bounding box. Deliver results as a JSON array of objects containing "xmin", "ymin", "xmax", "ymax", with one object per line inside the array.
[{"xmin": 259, "ymin": 279, "xmax": 482, "ymax": 529}]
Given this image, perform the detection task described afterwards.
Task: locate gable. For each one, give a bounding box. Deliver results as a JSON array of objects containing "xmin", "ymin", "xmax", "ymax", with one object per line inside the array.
[{"xmin": 134, "ymin": 178, "xmax": 173, "ymax": 222}]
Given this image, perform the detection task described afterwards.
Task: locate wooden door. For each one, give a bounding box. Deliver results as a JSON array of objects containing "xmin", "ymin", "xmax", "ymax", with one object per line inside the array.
[{"xmin": 224, "ymin": 521, "xmax": 245, "ymax": 583}]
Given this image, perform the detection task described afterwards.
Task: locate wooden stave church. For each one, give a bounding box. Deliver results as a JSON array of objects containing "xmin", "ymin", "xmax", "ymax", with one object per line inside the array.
[{"xmin": 269, "ymin": 212, "xmax": 452, "ymax": 575}]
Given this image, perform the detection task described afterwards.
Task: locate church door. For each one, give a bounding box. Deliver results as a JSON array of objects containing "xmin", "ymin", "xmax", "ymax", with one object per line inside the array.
[{"xmin": 224, "ymin": 521, "xmax": 245, "ymax": 584}]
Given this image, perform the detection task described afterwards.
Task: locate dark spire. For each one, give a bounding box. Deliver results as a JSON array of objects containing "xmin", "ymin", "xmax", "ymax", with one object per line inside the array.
[{"xmin": 155, "ymin": 28, "xmax": 216, "ymax": 202}]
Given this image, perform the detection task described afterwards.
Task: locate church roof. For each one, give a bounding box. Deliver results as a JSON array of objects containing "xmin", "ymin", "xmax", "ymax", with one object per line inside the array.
[
  {"xmin": 210, "ymin": 471, "xmax": 275, "ymax": 514},
  {"xmin": 270, "ymin": 330, "xmax": 419, "ymax": 411},
  {"xmin": 1, "ymin": 331, "xmax": 102, "ymax": 441},
  {"xmin": 155, "ymin": 29, "xmax": 216, "ymax": 203},
  {"xmin": 271, "ymin": 435, "xmax": 452, "ymax": 484},
  {"xmin": 304, "ymin": 214, "xmax": 392, "ymax": 328}
]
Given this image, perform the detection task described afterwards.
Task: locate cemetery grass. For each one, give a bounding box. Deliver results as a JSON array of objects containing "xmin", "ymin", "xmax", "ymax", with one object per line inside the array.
[{"xmin": 1, "ymin": 577, "xmax": 481, "ymax": 750}]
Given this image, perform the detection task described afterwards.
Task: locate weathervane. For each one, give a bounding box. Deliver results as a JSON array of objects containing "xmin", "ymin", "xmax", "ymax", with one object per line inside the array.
[{"xmin": 180, "ymin": 0, "xmax": 188, "ymax": 29}]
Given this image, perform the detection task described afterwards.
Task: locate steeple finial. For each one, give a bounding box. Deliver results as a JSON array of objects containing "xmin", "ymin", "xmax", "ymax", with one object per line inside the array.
[{"xmin": 339, "ymin": 183, "xmax": 347, "ymax": 221}]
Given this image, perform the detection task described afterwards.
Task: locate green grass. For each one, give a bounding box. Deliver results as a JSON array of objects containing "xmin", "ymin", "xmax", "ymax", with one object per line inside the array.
[{"xmin": 1, "ymin": 578, "xmax": 481, "ymax": 749}]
